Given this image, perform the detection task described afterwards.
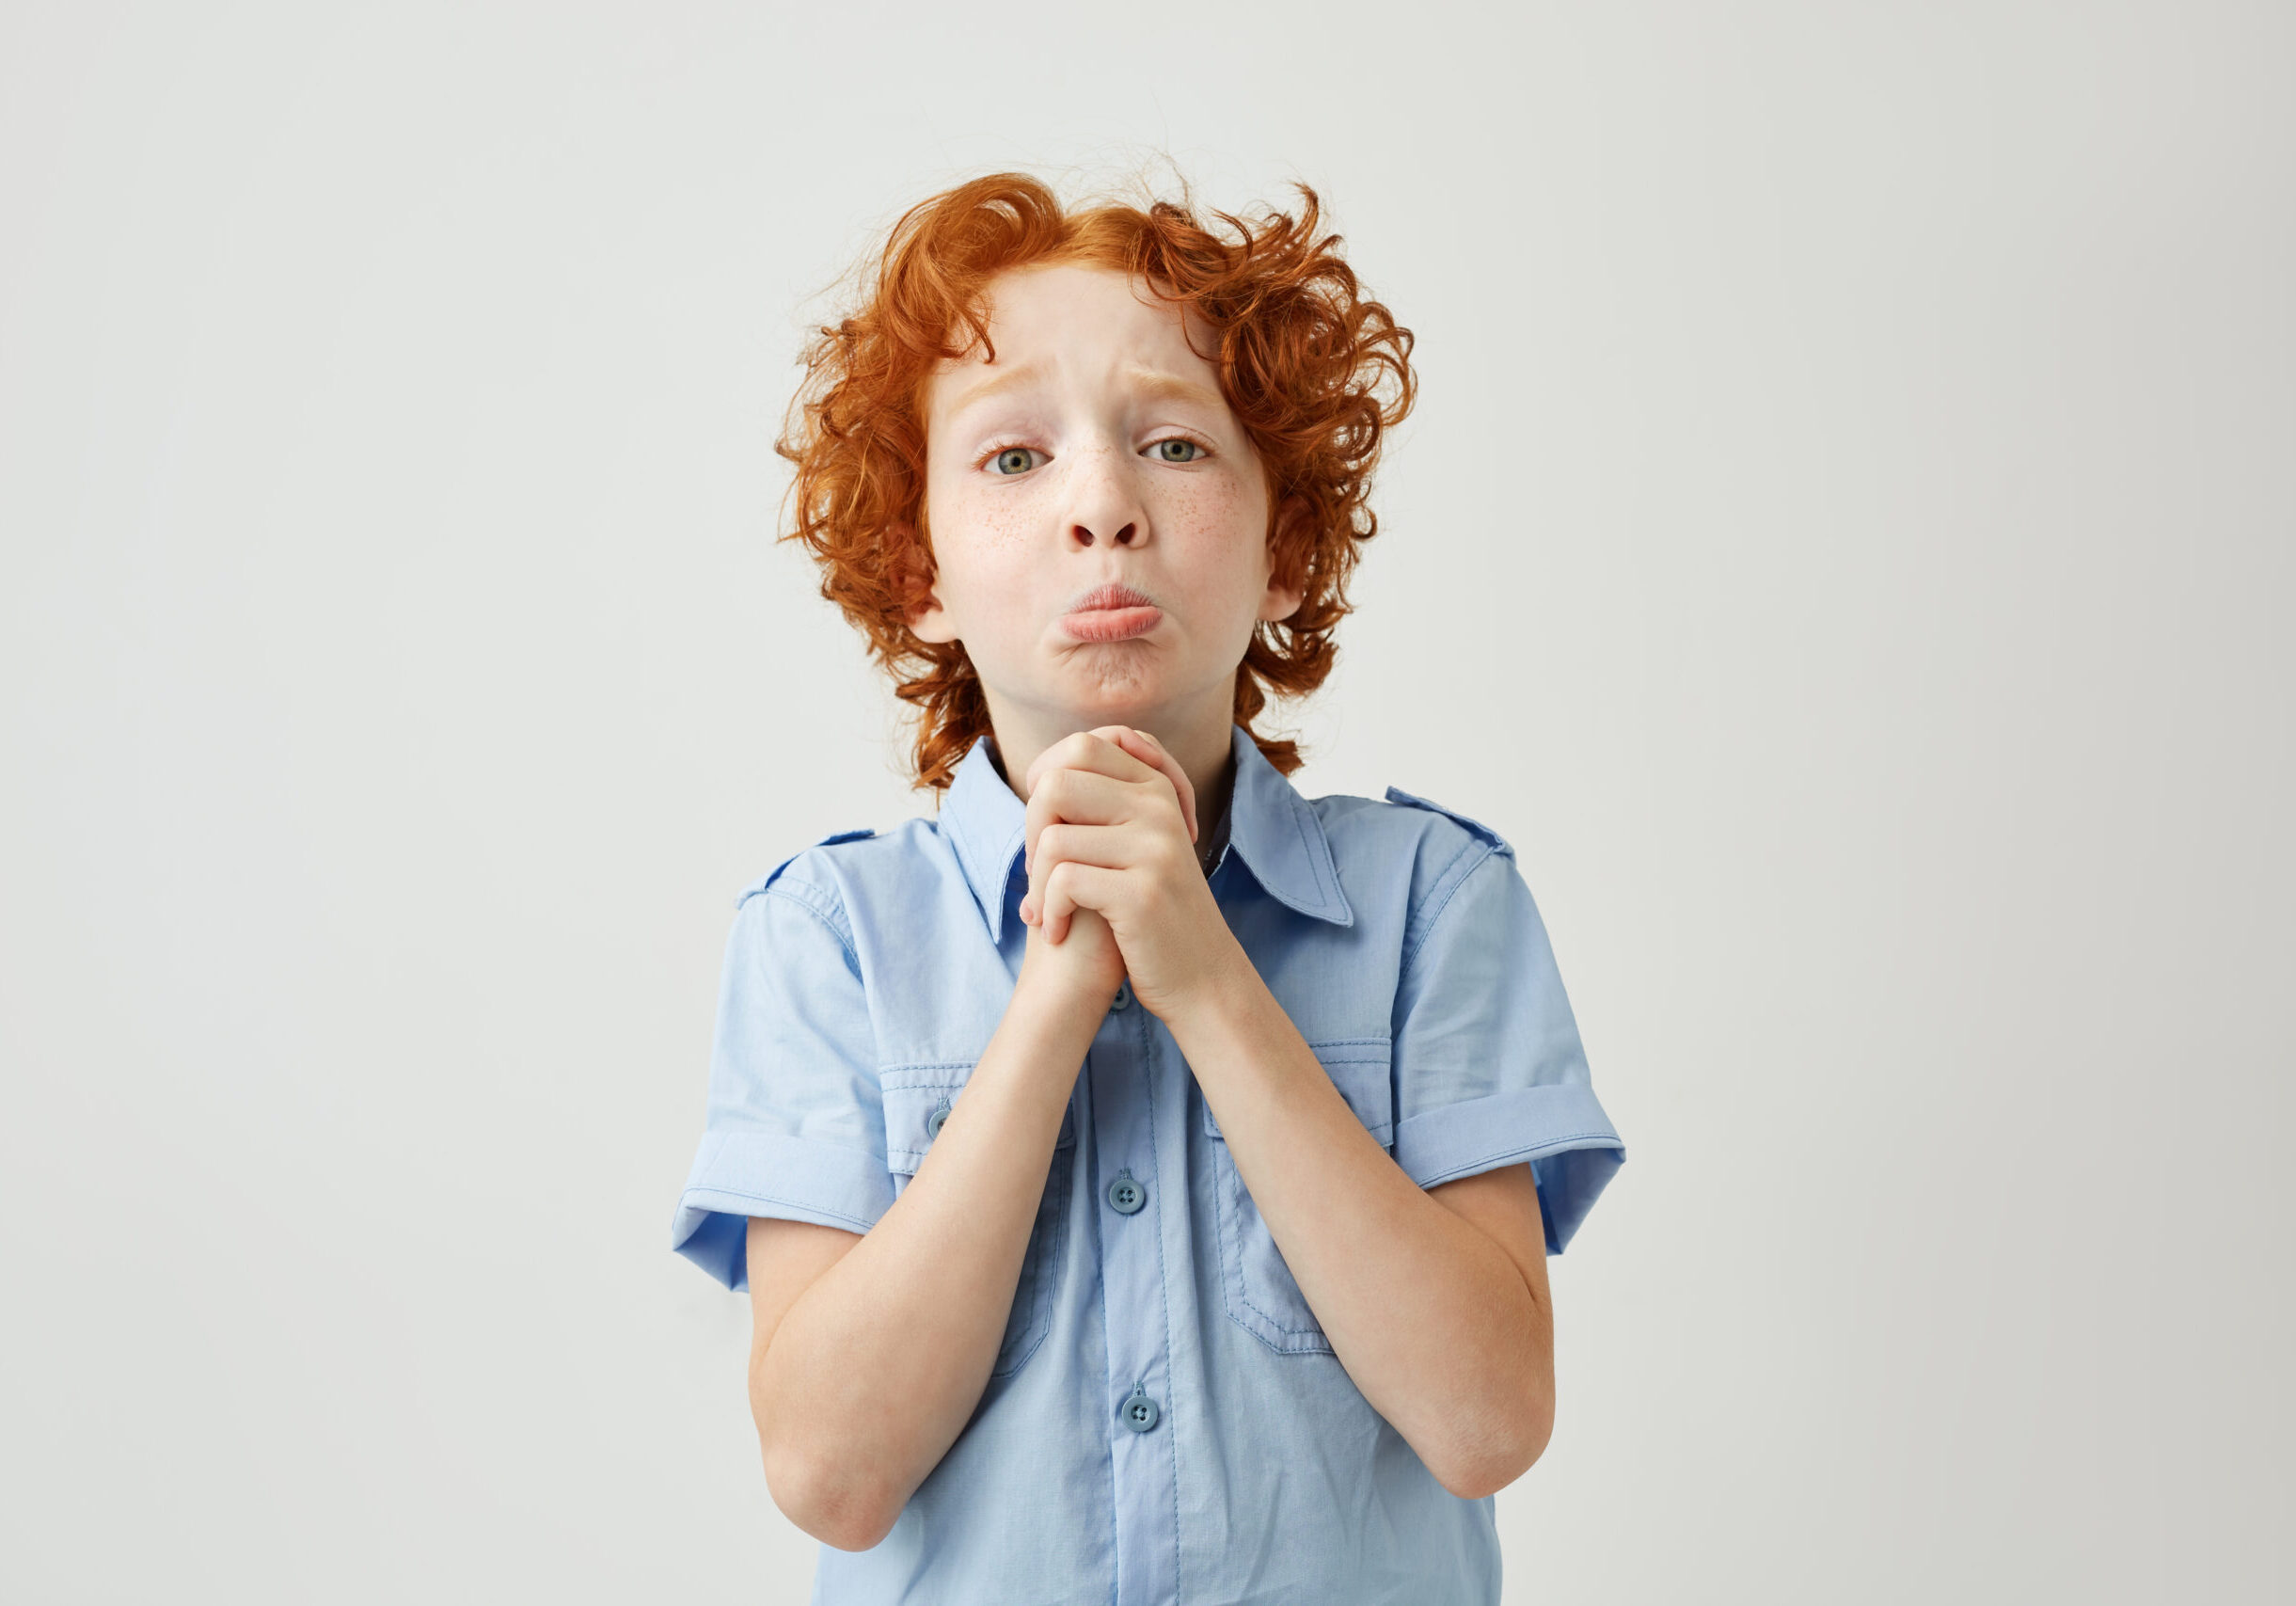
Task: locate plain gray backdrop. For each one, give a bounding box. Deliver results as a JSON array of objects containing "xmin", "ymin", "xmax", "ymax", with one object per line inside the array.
[{"xmin": 3, "ymin": 2, "xmax": 2288, "ymax": 1600}]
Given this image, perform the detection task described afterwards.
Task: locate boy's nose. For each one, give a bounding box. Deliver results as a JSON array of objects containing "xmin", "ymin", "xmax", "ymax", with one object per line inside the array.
[{"xmin": 1065, "ymin": 447, "xmax": 1150, "ymax": 549}]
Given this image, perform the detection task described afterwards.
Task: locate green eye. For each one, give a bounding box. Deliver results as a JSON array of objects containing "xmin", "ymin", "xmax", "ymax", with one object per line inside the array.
[
  {"xmin": 1154, "ymin": 438, "xmax": 1204, "ymax": 463},
  {"xmin": 992, "ymin": 446, "xmax": 1038, "ymax": 475}
]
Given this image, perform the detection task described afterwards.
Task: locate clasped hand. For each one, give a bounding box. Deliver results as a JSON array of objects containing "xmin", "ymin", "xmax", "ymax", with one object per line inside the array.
[{"xmin": 1017, "ymin": 726, "xmax": 1238, "ymax": 1019}]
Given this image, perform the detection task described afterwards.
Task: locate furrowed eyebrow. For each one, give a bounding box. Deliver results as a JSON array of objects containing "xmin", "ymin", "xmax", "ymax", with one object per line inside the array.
[
  {"xmin": 945, "ymin": 359, "xmax": 1050, "ymax": 419},
  {"xmin": 944, "ymin": 362, "xmax": 1227, "ymax": 421},
  {"xmin": 1123, "ymin": 368, "xmax": 1227, "ymax": 414}
]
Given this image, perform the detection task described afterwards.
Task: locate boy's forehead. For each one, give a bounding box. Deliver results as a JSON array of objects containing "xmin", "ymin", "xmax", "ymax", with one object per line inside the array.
[{"xmin": 931, "ymin": 262, "xmax": 1217, "ymax": 403}]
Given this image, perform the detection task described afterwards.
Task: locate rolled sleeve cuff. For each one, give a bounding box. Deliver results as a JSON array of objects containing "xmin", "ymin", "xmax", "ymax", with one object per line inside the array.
[
  {"xmin": 1392, "ymin": 1083, "xmax": 1626, "ymax": 1254},
  {"xmin": 670, "ymin": 1131, "xmax": 896, "ymax": 1291}
]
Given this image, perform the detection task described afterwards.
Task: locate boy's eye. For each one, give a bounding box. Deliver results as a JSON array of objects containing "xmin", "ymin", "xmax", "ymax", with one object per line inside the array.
[
  {"xmin": 990, "ymin": 446, "xmax": 1041, "ymax": 475},
  {"xmin": 1152, "ymin": 437, "xmax": 1206, "ymax": 463}
]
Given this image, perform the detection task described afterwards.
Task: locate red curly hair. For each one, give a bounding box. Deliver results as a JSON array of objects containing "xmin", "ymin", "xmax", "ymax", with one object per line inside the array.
[{"xmin": 775, "ymin": 168, "xmax": 1417, "ymax": 793}]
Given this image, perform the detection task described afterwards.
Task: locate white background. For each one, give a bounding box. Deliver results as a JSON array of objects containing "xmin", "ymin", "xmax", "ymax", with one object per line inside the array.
[{"xmin": 4, "ymin": 2, "xmax": 2288, "ymax": 1600}]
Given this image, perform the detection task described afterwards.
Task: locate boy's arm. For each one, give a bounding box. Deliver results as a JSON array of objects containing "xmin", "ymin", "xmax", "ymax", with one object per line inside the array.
[
  {"xmin": 1164, "ymin": 969, "xmax": 1558, "ymax": 1500},
  {"xmin": 743, "ymin": 949, "xmax": 1108, "ymax": 1551}
]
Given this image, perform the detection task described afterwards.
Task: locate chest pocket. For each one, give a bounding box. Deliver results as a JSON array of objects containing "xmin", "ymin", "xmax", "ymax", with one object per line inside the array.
[
  {"xmin": 1203, "ymin": 1038, "xmax": 1395, "ymax": 1355},
  {"xmin": 882, "ymin": 1061, "xmax": 1076, "ymax": 1379}
]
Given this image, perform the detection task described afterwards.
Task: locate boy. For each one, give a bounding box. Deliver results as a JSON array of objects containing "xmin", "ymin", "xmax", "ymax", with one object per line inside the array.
[{"xmin": 671, "ymin": 170, "xmax": 1626, "ymax": 1604}]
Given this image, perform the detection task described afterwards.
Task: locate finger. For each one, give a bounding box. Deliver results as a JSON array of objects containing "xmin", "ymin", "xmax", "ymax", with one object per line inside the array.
[
  {"xmin": 1023, "ymin": 728, "xmax": 1139, "ymax": 797},
  {"xmin": 1021, "ymin": 732, "xmax": 1137, "ymax": 876},
  {"xmin": 1021, "ymin": 818, "xmax": 1072, "ymax": 923},
  {"xmin": 1042, "ymin": 861, "xmax": 1120, "ymax": 945},
  {"xmin": 1031, "ymin": 727, "xmax": 1193, "ymax": 848},
  {"xmin": 1100, "ymin": 726, "xmax": 1199, "ymax": 844},
  {"xmin": 1021, "ymin": 819, "xmax": 1128, "ymax": 923},
  {"xmin": 1023, "ymin": 765, "xmax": 1169, "ymax": 877}
]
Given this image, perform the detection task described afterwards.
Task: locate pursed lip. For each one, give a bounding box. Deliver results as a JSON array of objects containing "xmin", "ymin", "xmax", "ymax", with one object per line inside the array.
[
  {"xmin": 1061, "ymin": 580, "xmax": 1162, "ymax": 642},
  {"xmin": 1068, "ymin": 581, "xmax": 1158, "ymax": 613}
]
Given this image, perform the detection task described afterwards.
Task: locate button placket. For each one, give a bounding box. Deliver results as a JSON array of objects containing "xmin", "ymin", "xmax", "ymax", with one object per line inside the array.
[{"xmin": 1088, "ymin": 995, "xmax": 1179, "ymax": 1605}]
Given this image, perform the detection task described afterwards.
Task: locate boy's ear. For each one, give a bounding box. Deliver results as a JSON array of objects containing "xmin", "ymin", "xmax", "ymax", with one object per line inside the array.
[
  {"xmin": 1260, "ymin": 570, "xmax": 1306, "ymax": 626},
  {"xmin": 1259, "ymin": 496, "xmax": 1310, "ymax": 625},
  {"xmin": 907, "ymin": 587, "xmax": 955, "ymax": 644},
  {"xmin": 894, "ymin": 535, "xmax": 955, "ymax": 643}
]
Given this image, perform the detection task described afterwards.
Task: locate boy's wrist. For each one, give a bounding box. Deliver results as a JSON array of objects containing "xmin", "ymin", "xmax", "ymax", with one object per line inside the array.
[
  {"xmin": 1011, "ymin": 947, "xmax": 1118, "ymax": 1023},
  {"xmin": 1153, "ymin": 943, "xmax": 1260, "ymax": 1046},
  {"xmin": 993, "ymin": 962, "xmax": 1111, "ymax": 1109}
]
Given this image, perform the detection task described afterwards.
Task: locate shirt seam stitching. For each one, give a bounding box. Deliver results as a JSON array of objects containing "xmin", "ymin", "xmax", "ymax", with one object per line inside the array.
[
  {"xmin": 1405, "ymin": 1130, "xmax": 1623, "ymax": 1186},
  {"xmin": 680, "ymin": 1185, "xmax": 877, "ymax": 1232},
  {"xmin": 1282, "ymin": 793, "xmax": 1339, "ymax": 913},
  {"xmin": 757, "ymin": 877, "xmax": 860, "ymax": 972},
  {"xmin": 1399, "ymin": 839, "xmax": 1501, "ymax": 975},
  {"xmin": 1137, "ymin": 1001, "xmax": 1183, "ymax": 1598}
]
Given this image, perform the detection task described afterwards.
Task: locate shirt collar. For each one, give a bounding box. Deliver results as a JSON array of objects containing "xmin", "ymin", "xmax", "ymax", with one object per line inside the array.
[{"xmin": 940, "ymin": 722, "xmax": 1355, "ymax": 945}]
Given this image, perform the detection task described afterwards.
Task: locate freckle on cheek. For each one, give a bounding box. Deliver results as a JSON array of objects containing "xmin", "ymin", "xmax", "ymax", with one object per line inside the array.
[
  {"xmin": 981, "ymin": 505, "xmax": 1027, "ymax": 549},
  {"xmin": 1164, "ymin": 478, "xmax": 1249, "ymax": 536}
]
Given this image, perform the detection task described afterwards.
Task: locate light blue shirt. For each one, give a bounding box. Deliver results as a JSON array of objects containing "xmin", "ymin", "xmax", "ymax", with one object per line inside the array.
[{"xmin": 672, "ymin": 723, "xmax": 1626, "ymax": 1605}]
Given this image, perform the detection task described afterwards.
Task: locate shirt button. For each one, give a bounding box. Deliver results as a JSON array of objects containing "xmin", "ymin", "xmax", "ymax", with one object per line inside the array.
[
  {"xmin": 1106, "ymin": 1171, "xmax": 1147, "ymax": 1215},
  {"xmin": 1111, "ymin": 978, "xmax": 1132, "ymax": 1010},
  {"xmin": 1120, "ymin": 1383, "xmax": 1161, "ymax": 1433},
  {"xmin": 926, "ymin": 1098, "xmax": 951, "ymax": 1138}
]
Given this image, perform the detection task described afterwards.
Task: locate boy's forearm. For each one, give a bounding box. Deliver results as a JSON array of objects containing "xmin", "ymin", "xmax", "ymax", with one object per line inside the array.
[
  {"xmin": 1163, "ymin": 960, "xmax": 1553, "ymax": 1500},
  {"xmin": 753, "ymin": 970, "xmax": 1101, "ymax": 1546}
]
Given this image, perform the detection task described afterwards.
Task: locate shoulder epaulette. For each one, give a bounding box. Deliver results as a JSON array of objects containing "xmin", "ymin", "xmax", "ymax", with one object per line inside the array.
[
  {"xmin": 1383, "ymin": 786, "xmax": 1513, "ymax": 856},
  {"xmin": 737, "ymin": 826, "xmax": 878, "ymax": 906}
]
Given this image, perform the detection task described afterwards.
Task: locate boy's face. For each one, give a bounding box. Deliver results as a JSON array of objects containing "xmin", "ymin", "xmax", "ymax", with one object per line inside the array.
[{"xmin": 910, "ymin": 262, "xmax": 1304, "ymax": 745}]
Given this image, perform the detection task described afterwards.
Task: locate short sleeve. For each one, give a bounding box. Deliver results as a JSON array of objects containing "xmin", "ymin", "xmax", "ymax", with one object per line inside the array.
[
  {"xmin": 669, "ymin": 872, "xmax": 893, "ymax": 1292},
  {"xmin": 1387, "ymin": 843, "xmax": 1626, "ymax": 1253}
]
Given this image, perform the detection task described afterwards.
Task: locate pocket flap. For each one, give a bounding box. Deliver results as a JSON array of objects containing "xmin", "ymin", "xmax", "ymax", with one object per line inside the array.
[
  {"xmin": 883, "ymin": 1061, "xmax": 1077, "ymax": 1174},
  {"xmin": 1203, "ymin": 1039, "xmax": 1393, "ymax": 1148}
]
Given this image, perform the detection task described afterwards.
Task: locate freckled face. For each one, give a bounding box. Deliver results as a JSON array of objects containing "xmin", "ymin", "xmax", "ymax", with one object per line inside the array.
[{"xmin": 910, "ymin": 262, "xmax": 1302, "ymax": 728}]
